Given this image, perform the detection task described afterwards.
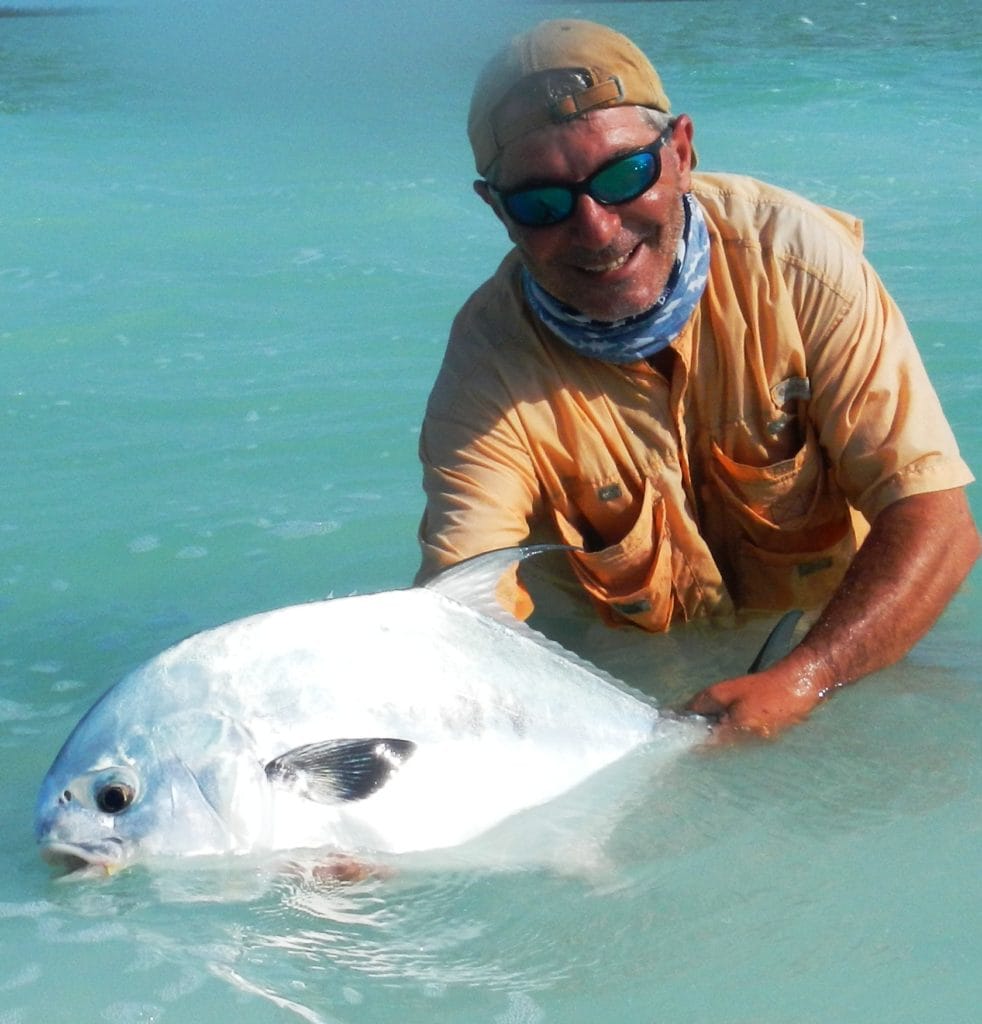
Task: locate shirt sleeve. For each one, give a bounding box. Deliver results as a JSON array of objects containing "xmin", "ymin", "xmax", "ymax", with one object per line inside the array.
[
  {"xmin": 802, "ymin": 252, "xmax": 973, "ymax": 519},
  {"xmin": 414, "ymin": 350, "xmax": 542, "ymax": 618}
]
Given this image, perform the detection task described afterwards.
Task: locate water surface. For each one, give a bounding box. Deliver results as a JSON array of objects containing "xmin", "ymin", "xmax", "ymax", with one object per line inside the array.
[{"xmin": 2, "ymin": 2, "xmax": 979, "ymax": 1021}]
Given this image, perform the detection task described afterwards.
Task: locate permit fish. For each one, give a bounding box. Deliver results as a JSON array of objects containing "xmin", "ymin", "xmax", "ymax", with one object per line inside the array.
[
  {"xmin": 34, "ymin": 547, "xmax": 798, "ymax": 877},
  {"xmin": 35, "ymin": 547, "xmax": 710, "ymax": 876}
]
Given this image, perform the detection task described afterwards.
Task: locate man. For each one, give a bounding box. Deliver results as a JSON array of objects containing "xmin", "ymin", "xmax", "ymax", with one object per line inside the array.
[{"xmin": 415, "ymin": 19, "xmax": 979, "ymax": 735}]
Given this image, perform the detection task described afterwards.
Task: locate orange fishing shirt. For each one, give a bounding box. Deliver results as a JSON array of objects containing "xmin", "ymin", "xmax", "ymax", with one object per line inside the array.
[{"xmin": 416, "ymin": 173, "xmax": 973, "ymax": 628}]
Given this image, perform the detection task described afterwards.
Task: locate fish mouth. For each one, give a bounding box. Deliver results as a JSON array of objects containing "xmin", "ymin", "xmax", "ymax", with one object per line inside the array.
[{"xmin": 39, "ymin": 840, "xmax": 125, "ymax": 878}]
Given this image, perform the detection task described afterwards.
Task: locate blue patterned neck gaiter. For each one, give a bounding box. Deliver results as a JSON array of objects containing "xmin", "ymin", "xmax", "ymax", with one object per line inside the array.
[{"xmin": 522, "ymin": 192, "xmax": 711, "ymax": 365}]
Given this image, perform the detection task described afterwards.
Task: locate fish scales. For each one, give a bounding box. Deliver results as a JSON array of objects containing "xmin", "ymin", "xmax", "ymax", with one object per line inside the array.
[{"xmin": 34, "ymin": 549, "xmax": 706, "ymax": 875}]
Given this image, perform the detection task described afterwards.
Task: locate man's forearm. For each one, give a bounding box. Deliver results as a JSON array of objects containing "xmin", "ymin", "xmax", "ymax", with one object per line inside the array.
[
  {"xmin": 688, "ymin": 487, "xmax": 980, "ymax": 734},
  {"xmin": 795, "ymin": 487, "xmax": 980, "ymax": 690}
]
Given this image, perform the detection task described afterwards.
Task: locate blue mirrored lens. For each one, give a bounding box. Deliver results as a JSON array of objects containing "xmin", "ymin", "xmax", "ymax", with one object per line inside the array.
[
  {"xmin": 590, "ymin": 152, "xmax": 657, "ymax": 204},
  {"xmin": 503, "ymin": 187, "xmax": 574, "ymax": 227}
]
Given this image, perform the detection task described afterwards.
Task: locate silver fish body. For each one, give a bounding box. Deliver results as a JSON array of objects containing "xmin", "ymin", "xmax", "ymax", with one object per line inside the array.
[{"xmin": 34, "ymin": 550, "xmax": 705, "ymax": 874}]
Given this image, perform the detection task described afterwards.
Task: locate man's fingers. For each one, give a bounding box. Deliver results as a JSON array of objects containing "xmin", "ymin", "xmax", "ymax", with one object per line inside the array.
[{"xmin": 685, "ymin": 684, "xmax": 730, "ymax": 717}]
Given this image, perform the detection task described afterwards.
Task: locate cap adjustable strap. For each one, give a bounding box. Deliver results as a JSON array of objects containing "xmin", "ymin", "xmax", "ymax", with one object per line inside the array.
[
  {"xmin": 550, "ymin": 75, "xmax": 624, "ymax": 120},
  {"xmin": 490, "ymin": 73, "xmax": 626, "ymax": 156}
]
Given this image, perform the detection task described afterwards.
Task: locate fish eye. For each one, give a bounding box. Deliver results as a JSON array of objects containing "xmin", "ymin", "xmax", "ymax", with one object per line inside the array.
[{"xmin": 96, "ymin": 782, "xmax": 135, "ymax": 815}]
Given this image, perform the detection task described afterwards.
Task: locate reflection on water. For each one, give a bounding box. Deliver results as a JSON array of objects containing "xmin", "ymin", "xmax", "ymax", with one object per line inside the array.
[{"xmin": 19, "ymin": 651, "xmax": 975, "ymax": 1024}]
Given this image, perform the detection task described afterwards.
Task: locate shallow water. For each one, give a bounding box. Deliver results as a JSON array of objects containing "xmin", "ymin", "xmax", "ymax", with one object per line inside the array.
[{"xmin": 2, "ymin": 1, "xmax": 980, "ymax": 1021}]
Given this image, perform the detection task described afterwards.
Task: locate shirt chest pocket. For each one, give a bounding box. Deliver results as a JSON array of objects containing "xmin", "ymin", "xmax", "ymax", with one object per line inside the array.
[
  {"xmin": 708, "ymin": 422, "xmax": 859, "ymax": 609},
  {"xmin": 550, "ymin": 479, "xmax": 677, "ymax": 631},
  {"xmin": 709, "ymin": 421, "xmax": 850, "ymax": 546}
]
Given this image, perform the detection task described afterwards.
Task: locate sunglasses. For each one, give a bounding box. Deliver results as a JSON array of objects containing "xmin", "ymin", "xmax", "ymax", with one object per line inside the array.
[{"xmin": 490, "ymin": 124, "xmax": 675, "ymax": 229}]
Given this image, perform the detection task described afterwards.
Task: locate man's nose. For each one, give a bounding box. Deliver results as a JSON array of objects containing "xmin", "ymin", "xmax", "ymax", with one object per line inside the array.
[{"xmin": 568, "ymin": 195, "xmax": 622, "ymax": 247}]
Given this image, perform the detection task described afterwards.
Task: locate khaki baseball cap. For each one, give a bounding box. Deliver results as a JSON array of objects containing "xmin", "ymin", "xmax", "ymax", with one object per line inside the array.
[{"xmin": 468, "ymin": 19, "xmax": 678, "ymax": 176}]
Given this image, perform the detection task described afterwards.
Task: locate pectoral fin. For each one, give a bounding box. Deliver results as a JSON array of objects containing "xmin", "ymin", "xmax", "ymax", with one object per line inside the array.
[{"xmin": 265, "ymin": 738, "xmax": 416, "ymax": 803}]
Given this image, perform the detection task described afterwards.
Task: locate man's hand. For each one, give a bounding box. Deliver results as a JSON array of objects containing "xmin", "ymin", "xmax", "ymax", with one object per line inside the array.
[
  {"xmin": 688, "ymin": 488, "xmax": 980, "ymax": 739},
  {"xmin": 687, "ymin": 654, "xmax": 833, "ymax": 739}
]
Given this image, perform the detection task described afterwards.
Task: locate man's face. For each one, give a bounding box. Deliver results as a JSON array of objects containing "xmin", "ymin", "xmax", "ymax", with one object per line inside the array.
[{"xmin": 477, "ymin": 107, "xmax": 694, "ymax": 323}]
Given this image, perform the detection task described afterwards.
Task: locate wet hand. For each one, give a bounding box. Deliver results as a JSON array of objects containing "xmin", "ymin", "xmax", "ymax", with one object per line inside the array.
[{"xmin": 686, "ymin": 664, "xmax": 829, "ymax": 739}]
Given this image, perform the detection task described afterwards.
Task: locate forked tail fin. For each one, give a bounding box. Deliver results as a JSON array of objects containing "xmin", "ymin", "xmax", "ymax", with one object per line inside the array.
[{"xmin": 747, "ymin": 610, "xmax": 804, "ymax": 673}]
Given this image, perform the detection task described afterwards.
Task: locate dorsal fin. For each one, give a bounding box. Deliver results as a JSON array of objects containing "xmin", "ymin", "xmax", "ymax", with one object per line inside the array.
[
  {"xmin": 421, "ymin": 544, "xmax": 655, "ymax": 704},
  {"xmin": 422, "ymin": 544, "xmax": 574, "ymax": 625}
]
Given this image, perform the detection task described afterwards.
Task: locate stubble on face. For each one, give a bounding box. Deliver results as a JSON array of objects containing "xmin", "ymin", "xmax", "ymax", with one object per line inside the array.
[{"xmin": 489, "ymin": 108, "xmax": 691, "ymax": 323}]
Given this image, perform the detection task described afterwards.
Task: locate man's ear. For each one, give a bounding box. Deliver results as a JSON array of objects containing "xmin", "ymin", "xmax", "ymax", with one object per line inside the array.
[
  {"xmin": 474, "ymin": 179, "xmax": 512, "ymax": 231},
  {"xmin": 474, "ymin": 179, "xmax": 496, "ymax": 208},
  {"xmin": 669, "ymin": 114, "xmax": 695, "ymax": 190}
]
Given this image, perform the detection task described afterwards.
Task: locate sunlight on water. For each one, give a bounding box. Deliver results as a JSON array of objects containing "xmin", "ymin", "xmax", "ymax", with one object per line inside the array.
[{"xmin": 2, "ymin": 1, "xmax": 980, "ymax": 1022}]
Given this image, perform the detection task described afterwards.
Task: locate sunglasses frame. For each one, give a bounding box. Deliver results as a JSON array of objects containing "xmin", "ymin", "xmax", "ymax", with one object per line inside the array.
[{"xmin": 489, "ymin": 123, "xmax": 676, "ymax": 229}]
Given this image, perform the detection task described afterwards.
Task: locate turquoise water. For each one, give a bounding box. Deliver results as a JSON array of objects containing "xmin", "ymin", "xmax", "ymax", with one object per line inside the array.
[{"xmin": 3, "ymin": 1, "xmax": 980, "ymax": 1021}]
